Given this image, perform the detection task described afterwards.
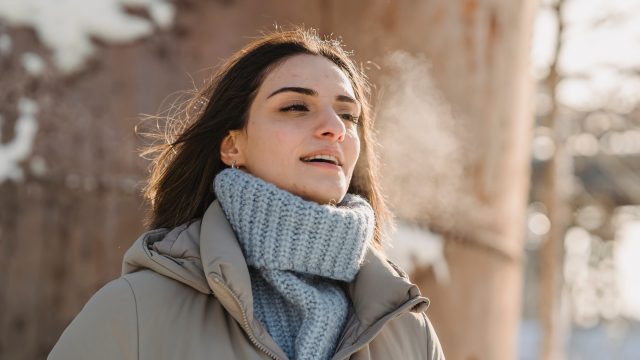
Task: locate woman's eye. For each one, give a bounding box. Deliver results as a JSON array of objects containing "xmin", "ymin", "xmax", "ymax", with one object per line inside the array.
[
  {"xmin": 280, "ymin": 103, "xmax": 309, "ymax": 112},
  {"xmin": 340, "ymin": 113, "xmax": 359, "ymax": 124}
]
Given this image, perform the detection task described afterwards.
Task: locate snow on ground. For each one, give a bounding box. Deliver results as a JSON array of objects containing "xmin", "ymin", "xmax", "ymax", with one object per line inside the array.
[
  {"xmin": 0, "ymin": 0, "xmax": 175, "ymax": 73},
  {"xmin": 21, "ymin": 52, "xmax": 45, "ymax": 76},
  {"xmin": 615, "ymin": 220, "xmax": 640, "ymax": 321},
  {"xmin": 519, "ymin": 318, "xmax": 640, "ymax": 360},
  {"xmin": 0, "ymin": 98, "xmax": 39, "ymax": 184},
  {"xmin": 0, "ymin": 33, "xmax": 11, "ymax": 54},
  {"xmin": 385, "ymin": 222, "xmax": 450, "ymax": 284}
]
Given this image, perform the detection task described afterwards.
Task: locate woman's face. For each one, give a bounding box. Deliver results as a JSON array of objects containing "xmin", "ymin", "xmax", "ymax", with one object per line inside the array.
[{"xmin": 221, "ymin": 54, "xmax": 361, "ymax": 204}]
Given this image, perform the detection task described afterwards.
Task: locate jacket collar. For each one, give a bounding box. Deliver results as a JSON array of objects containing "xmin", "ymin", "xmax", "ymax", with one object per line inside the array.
[{"xmin": 122, "ymin": 200, "xmax": 429, "ymax": 359}]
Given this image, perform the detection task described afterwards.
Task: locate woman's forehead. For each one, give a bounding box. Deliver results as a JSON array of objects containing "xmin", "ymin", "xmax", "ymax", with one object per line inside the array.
[{"xmin": 260, "ymin": 54, "xmax": 356, "ymax": 98}]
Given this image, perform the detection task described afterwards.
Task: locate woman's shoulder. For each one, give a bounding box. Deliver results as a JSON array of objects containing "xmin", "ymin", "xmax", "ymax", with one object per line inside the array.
[
  {"xmin": 382, "ymin": 310, "xmax": 446, "ymax": 360},
  {"xmin": 122, "ymin": 268, "xmax": 202, "ymax": 296},
  {"xmin": 59, "ymin": 269, "xmax": 202, "ymax": 314},
  {"xmin": 48, "ymin": 278, "xmax": 138, "ymax": 359},
  {"xmin": 49, "ymin": 271, "xmax": 226, "ymax": 360},
  {"xmin": 120, "ymin": 269, "xmax": 215, "ymax": 315}
]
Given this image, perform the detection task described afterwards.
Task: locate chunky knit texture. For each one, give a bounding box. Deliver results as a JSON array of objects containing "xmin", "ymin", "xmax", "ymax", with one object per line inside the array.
[{"xmin": 213, "ymin": 168, "xmax": 374, "ymax": 360}]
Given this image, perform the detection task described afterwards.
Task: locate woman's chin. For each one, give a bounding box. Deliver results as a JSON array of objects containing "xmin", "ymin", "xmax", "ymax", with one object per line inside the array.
[
  {"xmin": 264, "ymin": 170, "xmax": 348, "ymax": 205},
  {"xmin": 303, "ymin": 188, "xmax": 347, "ymax": 205}
]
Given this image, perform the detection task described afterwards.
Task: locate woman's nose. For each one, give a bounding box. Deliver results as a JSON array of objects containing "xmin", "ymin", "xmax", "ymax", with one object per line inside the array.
[{"xmin": 315, "ymin": 108, "xmax": 346, "ymax": 141}]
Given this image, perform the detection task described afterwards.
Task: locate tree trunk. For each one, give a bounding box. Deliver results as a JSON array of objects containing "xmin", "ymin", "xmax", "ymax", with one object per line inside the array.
[
  {"xmin": 0, "ymin": 1, "xmax": 535, "ymax": 359},
  {"xmin": 353, "ymin": 1, "xmax": 537, "ymax": 360},
  {"xmin": 538, "ymin": 2, "xmax": 569, "ymax": 359}
]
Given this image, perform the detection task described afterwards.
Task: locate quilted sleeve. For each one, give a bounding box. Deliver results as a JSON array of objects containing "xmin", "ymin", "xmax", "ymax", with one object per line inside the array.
[
  {"xmin": 48, "ymin": 278, "xmax": 138, "ymax": 360},
  {"xmin": 424, "ymin": 313, "xmax": 445, "ymax": 360}
]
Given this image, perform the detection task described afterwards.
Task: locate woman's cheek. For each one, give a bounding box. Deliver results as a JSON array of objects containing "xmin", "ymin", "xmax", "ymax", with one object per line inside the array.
[
  {"xmin": 269, "ymin": 127, "xmax": 300, "ymax": 164},
  {"xmin": 346, "ymin": 132, "xmax": 360, "ymax": 167}
]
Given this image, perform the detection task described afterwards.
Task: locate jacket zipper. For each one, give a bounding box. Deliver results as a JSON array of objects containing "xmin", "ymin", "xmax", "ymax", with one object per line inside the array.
[
  {"xmin": 212, "ymin": 277, "xmax": 284, "ymax": 360},
  {"xmin": 215, "ymin": 275, "xmax": 425, "ymax": 360},
  {"xmin": 331, "ymin": 297, "xmax": 428, "ymax": 360},
  {"xmin": 145, "ymin": 235, "xmax": 280, "ymax": 359}
]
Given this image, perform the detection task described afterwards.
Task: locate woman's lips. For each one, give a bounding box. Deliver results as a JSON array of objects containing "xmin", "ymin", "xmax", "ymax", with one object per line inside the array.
[
  {"xmin": 300, "ymin": 159, "xmax": 342, "ymax": 171},
  {"xmin": 299, "ymin": 149, "xmax": 344, "ymax": 166}
]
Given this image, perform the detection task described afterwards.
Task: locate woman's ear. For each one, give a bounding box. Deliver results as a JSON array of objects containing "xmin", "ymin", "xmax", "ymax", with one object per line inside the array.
[{"xmin": 220, "ymin": 131, "xmax": 245, "ymax": 167}]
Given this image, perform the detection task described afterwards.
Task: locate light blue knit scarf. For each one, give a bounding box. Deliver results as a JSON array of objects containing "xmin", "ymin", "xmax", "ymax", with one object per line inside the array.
[{"xmin": 213, "ymin": 168, "xmax": 374, "ymax": 360}]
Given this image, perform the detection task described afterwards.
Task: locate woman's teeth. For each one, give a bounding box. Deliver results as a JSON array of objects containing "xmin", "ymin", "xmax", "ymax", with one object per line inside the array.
[{"xmin": 301, "ymin": 155, "xmax": 340, "ymax": 166}]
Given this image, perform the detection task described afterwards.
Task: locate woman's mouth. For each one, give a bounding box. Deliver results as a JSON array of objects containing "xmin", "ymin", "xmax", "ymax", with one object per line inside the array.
[{"xmin": 301, "ymin": 154, "xmax": 342, "ymax": 166}]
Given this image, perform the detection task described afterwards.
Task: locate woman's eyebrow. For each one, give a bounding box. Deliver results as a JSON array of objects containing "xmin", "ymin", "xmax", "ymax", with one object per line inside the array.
[
  {"xmin": 335, "ymin": 94, "xmax": 357, "ymax": 105},
  {"xmin": 266, "ymin": 87, "xmax": 359, "ymax": 106},
  {"xmin": 267, "ymin": 87, "xmax": 317, "ymax": 98}
]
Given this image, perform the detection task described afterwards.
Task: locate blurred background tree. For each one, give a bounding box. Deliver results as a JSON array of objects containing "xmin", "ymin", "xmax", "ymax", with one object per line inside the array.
[{"xmin": 522, "ymin": 0, "xmax": 640, "ymax": 359}]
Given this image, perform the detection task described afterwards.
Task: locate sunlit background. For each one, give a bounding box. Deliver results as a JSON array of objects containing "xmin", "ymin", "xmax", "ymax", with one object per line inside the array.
[
  {"xmin": 0, "ymin": 0, "xmax": 639, "ymax": 359},
  {"xmin": 525, "ymin": 0, "xmax": 640, "ymax": 358}
]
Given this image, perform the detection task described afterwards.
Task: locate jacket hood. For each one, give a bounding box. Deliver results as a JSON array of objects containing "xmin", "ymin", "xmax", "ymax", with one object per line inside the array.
[{"xmin": 122, "ymin": 200, "xmax": 429, "ymax": 359}]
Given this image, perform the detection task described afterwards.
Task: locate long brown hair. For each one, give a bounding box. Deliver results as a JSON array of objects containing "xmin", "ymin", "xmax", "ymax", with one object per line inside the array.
[{"xmin": 141, "ymin": 27, "xmax": 392, "ymax": 251}]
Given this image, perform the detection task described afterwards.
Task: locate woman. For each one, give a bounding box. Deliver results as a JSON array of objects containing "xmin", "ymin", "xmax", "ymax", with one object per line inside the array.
[{"xmin": 49, "ymin": 28, "xmax": 445, "ymax": 360}]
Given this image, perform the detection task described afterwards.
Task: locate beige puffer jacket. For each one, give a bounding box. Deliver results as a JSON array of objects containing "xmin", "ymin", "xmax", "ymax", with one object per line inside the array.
[{"xmin": 49, "ymin": 200, "xmax": 445, "ymax": 360}]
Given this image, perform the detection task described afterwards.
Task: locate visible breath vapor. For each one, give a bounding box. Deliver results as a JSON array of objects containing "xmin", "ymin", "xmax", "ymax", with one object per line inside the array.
[{"xmin": 376, "ymin": 51, "xmax": 474, "ymax": 233}]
